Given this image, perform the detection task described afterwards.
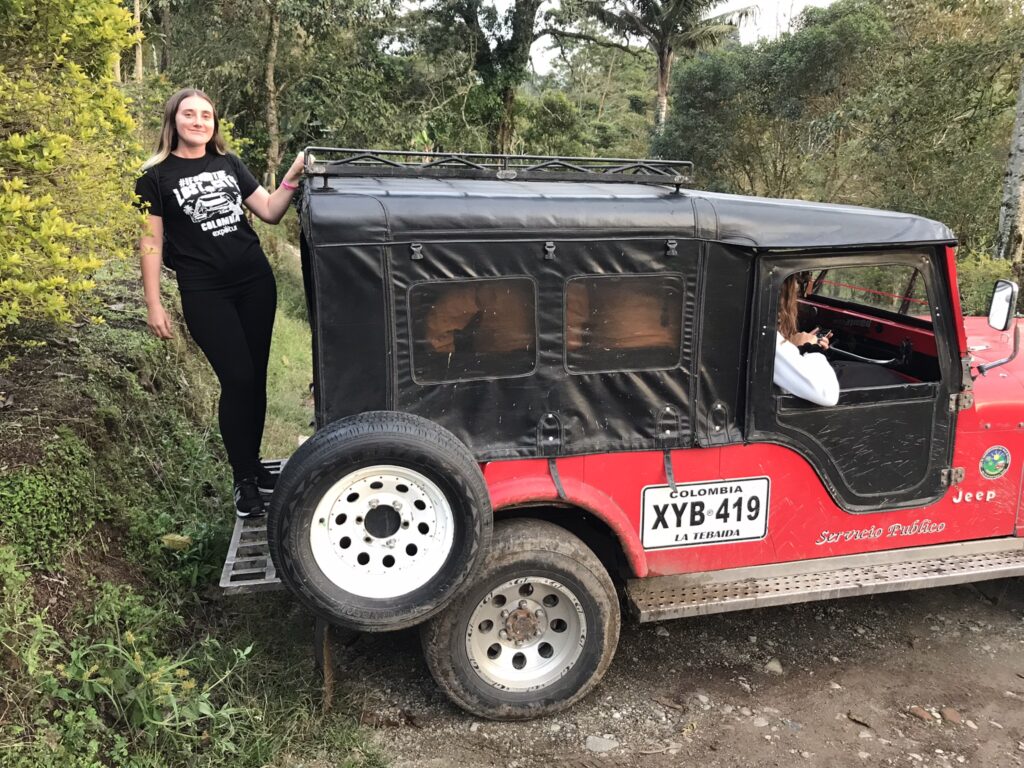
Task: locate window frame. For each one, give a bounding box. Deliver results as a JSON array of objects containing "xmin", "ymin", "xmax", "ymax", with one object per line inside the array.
[
  {"xmin": 406, "ymin": 274, "xmax": 540, "ymax": 386},
  {"xmin": 562, "ymin": 271, "xmax": 688, "ymax": 376}
]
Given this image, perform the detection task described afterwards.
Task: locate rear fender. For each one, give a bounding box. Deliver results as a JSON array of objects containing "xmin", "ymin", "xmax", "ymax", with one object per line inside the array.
[{"xmin": 484, "ymin": 465, "xmax": 647, "ymax": 578}]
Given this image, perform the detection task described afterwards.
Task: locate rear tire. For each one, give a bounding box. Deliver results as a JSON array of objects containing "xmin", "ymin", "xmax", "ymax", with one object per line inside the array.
[
  {"xmin": 268, "ymin": 411, "xmax": 492, "ymax": 632},
  {"xmin": 421, "ymin": 518, "xmax": 620, "ymax": 720}
]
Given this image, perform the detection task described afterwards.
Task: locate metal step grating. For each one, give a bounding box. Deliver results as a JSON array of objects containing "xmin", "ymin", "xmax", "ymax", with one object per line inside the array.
[
  {"xmin": 219, "ymin": 459, "xmax": 285, "ymax": 594},
  {"xmin": 627, "ymin": 540, "xmax": 1024, "ymax": 622}
]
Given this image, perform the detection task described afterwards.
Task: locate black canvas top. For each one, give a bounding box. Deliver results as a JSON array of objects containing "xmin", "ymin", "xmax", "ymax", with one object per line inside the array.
[
  {"xmin": 298, "ymin": 174, "xmax": 955, "ymax": 464},
  {"xmin": 304, "ymin": 177, "xmax": 956, "ymax": 249}
]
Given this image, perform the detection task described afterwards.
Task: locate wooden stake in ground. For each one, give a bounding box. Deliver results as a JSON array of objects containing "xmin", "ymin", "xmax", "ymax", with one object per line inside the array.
[{"xmin": 997, "ymin": 63, "xmax": 1024, "ymax": 272}]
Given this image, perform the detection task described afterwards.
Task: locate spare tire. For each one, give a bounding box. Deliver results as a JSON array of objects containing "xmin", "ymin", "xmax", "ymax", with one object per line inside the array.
[{"xmin": 268, "ymin": 411, "xmax": 492, "ymax": 631}]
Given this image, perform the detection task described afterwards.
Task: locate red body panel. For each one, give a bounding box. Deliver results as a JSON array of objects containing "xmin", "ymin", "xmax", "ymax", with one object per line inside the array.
[{"xmin": 483, "ymin": 314, "xmax": 1024, "ymax": 580}]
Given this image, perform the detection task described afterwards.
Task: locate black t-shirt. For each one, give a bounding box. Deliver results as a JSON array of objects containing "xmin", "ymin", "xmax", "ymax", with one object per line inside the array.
[{"xmin": 134, "ymin": 152, "xmax": 272, "ymax": 291}]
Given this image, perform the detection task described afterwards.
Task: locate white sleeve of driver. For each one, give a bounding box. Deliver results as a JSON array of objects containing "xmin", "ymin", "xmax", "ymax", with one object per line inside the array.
[{"xmin": 773, "ymin": 332, "xmax": 840, "ymax": 406}]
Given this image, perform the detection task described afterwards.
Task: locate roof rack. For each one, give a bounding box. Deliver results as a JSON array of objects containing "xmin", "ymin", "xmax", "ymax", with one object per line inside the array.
[{"xmin": 303, "ymin": 147, "xmax": 694, "ymax": 190}]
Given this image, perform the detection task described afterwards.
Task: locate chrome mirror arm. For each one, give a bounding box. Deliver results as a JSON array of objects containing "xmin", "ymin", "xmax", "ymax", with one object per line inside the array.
[{"xmin": 978, "ymin": 319, "xmax": 1021, "ymax": 375}]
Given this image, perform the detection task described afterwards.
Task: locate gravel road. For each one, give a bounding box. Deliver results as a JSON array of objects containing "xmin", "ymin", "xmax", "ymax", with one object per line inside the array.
[{"xmin": 332, "ymin": 579, "xmax": 1024, "ymax": 768}]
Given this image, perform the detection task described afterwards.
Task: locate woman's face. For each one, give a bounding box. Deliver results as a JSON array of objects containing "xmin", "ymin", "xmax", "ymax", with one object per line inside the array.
[{"xmin": 175, "ymin": 95, "xmax": 215, "ymax": 149}]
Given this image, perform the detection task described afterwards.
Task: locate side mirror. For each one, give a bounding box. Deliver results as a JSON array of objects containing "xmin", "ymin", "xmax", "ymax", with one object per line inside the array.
[{"xmin": 988, "ymin": 279, "xmax": 1018, "ymax": 331}]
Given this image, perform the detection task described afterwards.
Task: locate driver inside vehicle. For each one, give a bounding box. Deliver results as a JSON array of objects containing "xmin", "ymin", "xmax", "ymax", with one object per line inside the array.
[{"xmin": 774, "ymin": 273, "xmax": 840, "ymax": 406}]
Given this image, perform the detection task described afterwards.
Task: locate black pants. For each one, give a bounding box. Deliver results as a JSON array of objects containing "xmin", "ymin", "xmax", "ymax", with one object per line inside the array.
[{"xmin": 180, "ymin": 273, "xmax": 276, "ymax": 481}]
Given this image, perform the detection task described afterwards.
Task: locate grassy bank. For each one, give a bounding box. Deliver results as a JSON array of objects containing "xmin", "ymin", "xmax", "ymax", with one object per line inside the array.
[{"xmin": 0, "ymin": 242, "xmax": 378, "ymax": 766}]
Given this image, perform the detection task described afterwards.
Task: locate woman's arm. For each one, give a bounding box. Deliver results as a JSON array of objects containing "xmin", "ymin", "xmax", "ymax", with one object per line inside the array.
[
  {"xmin": 140, "ymin": 214, "xmax": 173, "ymax": 339},
  {"xmin": 773, "ymin": 332, "xmax": 840, "ymax": 406},
  {"xmin": 243, "ymin": 152, "xmax": 304, "ymax": 225}
]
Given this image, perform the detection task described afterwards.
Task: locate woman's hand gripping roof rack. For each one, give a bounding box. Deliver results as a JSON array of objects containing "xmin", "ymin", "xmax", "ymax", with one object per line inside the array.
[{"xmin": 302, "ymin": 147, "xmax": 695, "ymax": 191}]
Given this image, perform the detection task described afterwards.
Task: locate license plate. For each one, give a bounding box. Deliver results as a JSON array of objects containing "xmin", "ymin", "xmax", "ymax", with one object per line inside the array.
[{"xmin": 641, "ymin": 477, "xmax": 770, "ymax": 550}]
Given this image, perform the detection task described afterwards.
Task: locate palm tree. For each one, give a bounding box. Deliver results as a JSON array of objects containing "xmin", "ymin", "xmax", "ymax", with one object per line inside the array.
[{"xmin": 550, "ymin": 0, "xmax": 745, "ymax": 131}]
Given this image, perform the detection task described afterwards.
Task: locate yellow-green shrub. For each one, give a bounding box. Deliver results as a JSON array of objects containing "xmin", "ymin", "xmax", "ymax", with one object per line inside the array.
[
  {"xmin": 0, "ymin": 0, "xmax": 139, "ymax": 336},
  {"xmin": 956, "ymin": 249, "xmax": 1015, "ymax": 317}
]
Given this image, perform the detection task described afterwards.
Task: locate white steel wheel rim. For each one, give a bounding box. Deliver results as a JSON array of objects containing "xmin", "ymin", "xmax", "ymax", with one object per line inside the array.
[
  {"xmin": 465, "ymin": 576, "xmax": 587, "ymax": 693},
  {"xmin": 308, "ymin": 465, "xmax": 455, "ymax": 599}
]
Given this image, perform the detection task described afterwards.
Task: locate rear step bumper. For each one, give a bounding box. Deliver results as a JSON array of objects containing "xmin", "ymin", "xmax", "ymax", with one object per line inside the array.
[
  {"xmin": 219, "ymin": 459, "xmax": 285, "ymax": 594},
  {"xmin": 626, "ymin": 538, "xmax": 1024, "ymax": 623}
]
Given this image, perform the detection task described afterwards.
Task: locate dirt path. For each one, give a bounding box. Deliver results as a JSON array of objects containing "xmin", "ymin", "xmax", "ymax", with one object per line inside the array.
[{"xmin": 333, "ymin": 579, "xmax": 1024, "ymax": 767}]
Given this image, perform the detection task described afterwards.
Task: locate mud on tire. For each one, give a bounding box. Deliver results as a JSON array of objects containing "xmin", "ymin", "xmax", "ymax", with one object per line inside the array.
[
  {"xmin": 268, "ymin": 411, "xmax": 492, "ymax": 632},
  {"xmin": 421, "ymin": 518, "xmax": 620, "ymax": 720}
]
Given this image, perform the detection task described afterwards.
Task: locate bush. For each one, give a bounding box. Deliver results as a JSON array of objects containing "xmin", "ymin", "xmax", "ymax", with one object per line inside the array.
[
  {"xmin": 956, "ymin": 250, "xmax": 1014, "ymax": 316},
  {"xmin": 0, "ymin": 431, "xmax": 98, "ymax": 569},
  {"xmin": 0, "ymin": 0, "xmax": 139, "ymax": 337}
]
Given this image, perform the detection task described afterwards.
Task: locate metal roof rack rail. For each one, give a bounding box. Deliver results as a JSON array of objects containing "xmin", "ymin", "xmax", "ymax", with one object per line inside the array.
[{"xmin": 302, "ymin": 148, "xmax": 694, "ymax": 190}]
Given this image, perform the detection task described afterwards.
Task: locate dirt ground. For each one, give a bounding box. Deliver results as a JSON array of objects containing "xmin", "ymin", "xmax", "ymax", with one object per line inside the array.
[{"xmin": 331, "ymin": 579, "xmax": 1024, "ymax": 768}]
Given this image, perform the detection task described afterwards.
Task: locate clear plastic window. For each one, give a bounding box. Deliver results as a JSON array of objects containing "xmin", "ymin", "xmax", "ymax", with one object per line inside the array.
[
  {"xmin": 811, "ymin": 265, "xmax": 931, "ymax": 321},
  {"xmin": 565, "ymin": 274, "xmax": 684, "ymax": 373},
  {"xmin": 410, "ymin": 278, "xmax": 537, "ymax": 383}
]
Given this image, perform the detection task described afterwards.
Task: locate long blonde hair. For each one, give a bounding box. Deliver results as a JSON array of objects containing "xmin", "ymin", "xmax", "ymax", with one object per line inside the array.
[
  {"xmin": 778, "ymin": 274, "xmax": 802, "ymax": 340},
  {"xmin": 141, "ymin": 88, "xmax": 228, "ymax": 171}
]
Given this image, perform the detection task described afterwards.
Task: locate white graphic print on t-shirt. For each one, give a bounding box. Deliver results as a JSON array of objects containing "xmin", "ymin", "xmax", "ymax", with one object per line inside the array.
[{"xmin": 172, "ymin": 170, "xmax": 245, "ymax": 237}]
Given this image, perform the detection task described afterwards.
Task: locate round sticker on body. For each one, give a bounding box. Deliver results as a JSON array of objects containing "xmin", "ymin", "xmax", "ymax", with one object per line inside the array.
[{"xmin": 980, "ymin": 446, "xmax": 1010, "ymax": 480}]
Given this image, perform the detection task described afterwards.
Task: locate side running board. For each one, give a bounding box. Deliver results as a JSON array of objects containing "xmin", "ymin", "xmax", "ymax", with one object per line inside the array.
[
  {"xmin": 626, "ymin": 538, "xmax": 1024, "ymax": 623},
  {"xmin": 219, "ymin": 459, "xmax": 285, "ymax": 594}
]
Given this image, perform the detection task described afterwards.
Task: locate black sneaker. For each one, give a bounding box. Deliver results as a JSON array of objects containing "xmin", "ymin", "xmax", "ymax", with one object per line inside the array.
[
  {"xmin": 233, "ymin": 477, "xmax": 266, "ymax": 519},
  {"xmin": 255, "ymin": 462, "xmax": 278, "ymax": 494}
]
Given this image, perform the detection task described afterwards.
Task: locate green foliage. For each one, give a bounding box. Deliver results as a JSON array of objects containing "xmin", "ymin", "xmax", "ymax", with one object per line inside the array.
[
  {"xmin": 519, "ymin": 91, "xmax": 592, "ymax": 155},
  {"xmin": 0, "ymin": 274, "xmax": 380, "ymax": 766},
  {"xmin": 657, "ymin": 0, "xmax": 893, "ymax": 196},
  {"xmin": 956, "ymin": 249, "xmax": 1015, "ymax": 316},
  {"xmin": 75, "ymin": 320, "xmax": 234, "ymax": 591},
  {"xmin": 0, "ymin": 0, "xmax": 140, "ymax": 337},
  {"xmin": 0, "ymin": 431, "xmax": 97, "ymax": 569},
  {"xmin": 2, "ymin": 577, "xmax": 252, "ymax": 767},
  {"xmin": 656, "ymin": 0, "xmax": 1024, "ymax": 248},
  {"xmin": 551, "ymin": 0, "xmax": 742, "ymax": 127},
  {"xmin": 520, "ymin": 40, "xmax": 655, "ymax": 157},
  {"xmin": 49, "ymin": 633, "xmax": 251, "ymax": 759}
]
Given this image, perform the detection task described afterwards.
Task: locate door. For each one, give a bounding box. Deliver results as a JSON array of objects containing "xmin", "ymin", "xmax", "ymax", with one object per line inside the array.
[{"xmin": 746, "ymin": 250, "xmax": 960, "ymax": 512}]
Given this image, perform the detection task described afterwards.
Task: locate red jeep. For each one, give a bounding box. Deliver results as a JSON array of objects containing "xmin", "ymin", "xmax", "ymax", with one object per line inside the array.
[{"xmin": 247, "ymin": 149, "xmax": 1022, "ymax": 720}]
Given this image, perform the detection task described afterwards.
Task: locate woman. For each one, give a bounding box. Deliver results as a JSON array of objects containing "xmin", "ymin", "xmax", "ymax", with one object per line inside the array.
[
  {"xmin": 774, "ymin": 273, "xmax": 840, "ymax": 406},
  {"xmin": 135, "ymin": 88, "xmax": 304, "ymax": 518}
]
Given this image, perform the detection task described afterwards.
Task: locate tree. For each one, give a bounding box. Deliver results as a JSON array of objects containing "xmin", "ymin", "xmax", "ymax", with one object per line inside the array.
[
  {"xmin": 134, "ymin": 0, "xmax": 143, "ymax": 81},
  {"xmin": 530, "ymin": 34, "xmax": 656, "ymax": 157},
  {"xmin": 264, "ymin": 0, "xmax": 282, "ymax": 186},
  {"xmin": 997, "ymin": 64, "xmax": 1024, "ymax": 266},
  {"xmin": 656, "ymin": 0, "xmax": 890, "ymax": 195},
  {"xmin": 655, "ymin": 0, "xmax": 1023, "ymax": 251},
  {"xmin": 163, "ymin": 0, "xmax": 371, "ymax": 183},
  {"xmin": 550, "ymin": 0, "xmax": 742, "ymax": 130},
  {"xmin": 419, "ymin": 0, "xmax": 548, "ymax": 152}
]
